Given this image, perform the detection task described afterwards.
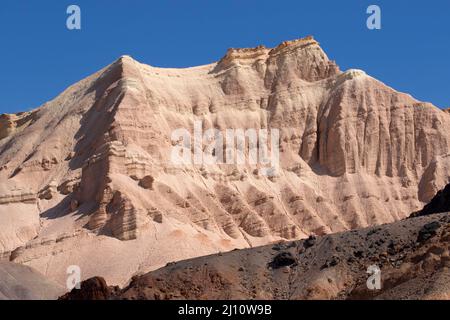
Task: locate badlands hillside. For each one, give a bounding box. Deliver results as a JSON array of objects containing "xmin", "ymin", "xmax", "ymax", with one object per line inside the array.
[
  {"xmin": 1, "ymin": 36, "xmax": 450, "ymax": 286},
  {"xmin": 61, "ymin": 183, "xmax": 450, "ymax": 300}
]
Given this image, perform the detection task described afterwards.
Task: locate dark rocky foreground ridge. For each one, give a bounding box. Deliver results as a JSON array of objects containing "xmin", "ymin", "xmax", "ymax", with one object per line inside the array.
[
  {"xmin": 412, "ymin": 183, "xmax": 450, "ymax": 217},
  {"xmin": 61, "ymin": 212, "xmax": 450, "ymax": 300}
]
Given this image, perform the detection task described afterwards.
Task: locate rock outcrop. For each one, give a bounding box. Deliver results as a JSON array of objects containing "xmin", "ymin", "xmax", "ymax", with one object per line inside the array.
[
  {"xmin": 59, "ymin": 277, "xmax": 118, "ymax": 300},
  {"xmin": 1, "ymin": 36, "xmax": 450, "ymax": 286},
  {"xmin": 412, "ymin": 183, "xmax": 450, "ymax": 217}
]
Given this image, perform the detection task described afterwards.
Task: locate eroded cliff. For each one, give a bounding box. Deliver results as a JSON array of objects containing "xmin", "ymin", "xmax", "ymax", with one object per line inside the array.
[{"xmin": 1, "ymin": 36, "xmax": 450, "ymax": 286}]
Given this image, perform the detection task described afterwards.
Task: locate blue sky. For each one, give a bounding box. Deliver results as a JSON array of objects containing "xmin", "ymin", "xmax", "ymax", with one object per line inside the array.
[{"xmin": 0, "ymin": 0, "xmax": 449, "ymax": 114}]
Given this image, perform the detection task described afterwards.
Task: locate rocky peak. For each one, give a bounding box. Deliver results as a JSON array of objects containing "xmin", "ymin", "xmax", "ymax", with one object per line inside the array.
[
  {"xmin": 269, "ymin": 35, "xmax": 318, "ymax": 54},
  {"xmin": 215, "ymin": 36, "xmax": 340, "ymax": 82},
  {"xmin": 216, "ymin": 45, "xmax": 270, "ymax": 69}
]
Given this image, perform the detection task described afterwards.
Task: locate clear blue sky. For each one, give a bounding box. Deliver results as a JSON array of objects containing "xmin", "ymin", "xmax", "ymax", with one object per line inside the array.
[{"xmin": 0, "ymin": 0, "xmax": 449, "ymax": 114}]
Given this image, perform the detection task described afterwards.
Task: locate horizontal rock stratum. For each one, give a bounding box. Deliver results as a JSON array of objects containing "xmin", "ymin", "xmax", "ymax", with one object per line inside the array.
[{"xmin": 1, "ymin": 36, "xmax": 450, "ymax": 286}]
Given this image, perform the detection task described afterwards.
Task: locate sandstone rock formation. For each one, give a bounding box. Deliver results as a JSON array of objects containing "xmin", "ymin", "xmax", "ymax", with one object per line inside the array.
[{"xmin": 1, "ymin": 36, "xmax": 450, "ymax": 286}]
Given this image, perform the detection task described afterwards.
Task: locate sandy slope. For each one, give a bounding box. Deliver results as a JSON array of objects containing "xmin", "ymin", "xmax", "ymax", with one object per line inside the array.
[{"xmin": 0, "ymin": 262, "xmax": 63, "ymax": 300}]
